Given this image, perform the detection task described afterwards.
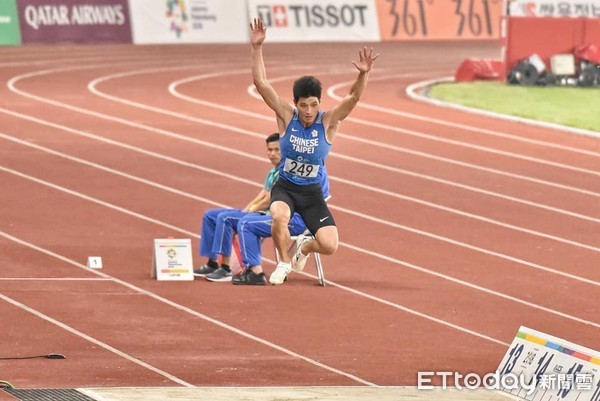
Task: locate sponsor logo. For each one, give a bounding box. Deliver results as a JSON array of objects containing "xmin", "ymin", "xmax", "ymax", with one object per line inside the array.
[
  {"xmin": 166, "ymin": 0, "xmax": 188, "ymax": 38},
  {"xmin": 319, "ymin": 216, "xmax": 330, "ymax": 222},
  {"xmin": 256, "ymin": 3, "xmax": 370, "ymax": 28},
  {"xmin": 23, "ymin": 4, "xmax": 126, "ymax": 30}
]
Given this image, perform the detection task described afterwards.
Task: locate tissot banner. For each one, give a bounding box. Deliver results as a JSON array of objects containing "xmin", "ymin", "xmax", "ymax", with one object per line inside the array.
[{"xmin": 247, "ymin": 0, "xmax": 381, "ymax": 42}]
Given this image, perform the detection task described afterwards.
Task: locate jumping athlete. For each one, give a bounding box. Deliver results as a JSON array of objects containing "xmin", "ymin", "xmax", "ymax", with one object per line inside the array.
[{"xmin": 250, "ymin": 18, "xmax": 379, "ymax": 285}]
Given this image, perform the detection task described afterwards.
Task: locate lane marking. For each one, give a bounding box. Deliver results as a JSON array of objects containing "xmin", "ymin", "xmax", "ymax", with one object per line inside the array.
[
  {"xmin": 0, "ymin": 230, "xmax": 376, "ymax": 386},
  {"xmin": 0, "ymin": 292, "xmax": 194, "ymax": 387},
  {"xmin": 0, "ymin": 129, "xmax": 597, "ymax": 286},
  {"xmin": 0, "ymin": 164, "xmax": 598, "ymax": 333}
]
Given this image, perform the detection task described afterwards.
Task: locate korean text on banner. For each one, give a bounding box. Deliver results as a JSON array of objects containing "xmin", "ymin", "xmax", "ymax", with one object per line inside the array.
[
  {"xmin": 18, "ymin": 0, "xmax": 132, "ymax": 44},
  {"xmin": 129, "ymin": 0, "xmax": 249, "ymax": 44},
  {"xmin": 248, "ymin": 0, "xmax": 381, "ymax": 42},
  {"xmin": 508, "ymin": 0, "xmax": 600, "ymax": 18},
  {"xmin": 377, "ymin": 0, "xmax": 504, "ymax": 41},
  {"xmin": 0, "ymin": 0, "xmax": 21, "ymax": 45}
]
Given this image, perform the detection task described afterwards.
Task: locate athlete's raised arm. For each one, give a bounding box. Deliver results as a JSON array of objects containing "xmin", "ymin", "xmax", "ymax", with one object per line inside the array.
[
  {"xmin": 324, "ymin": 46, "xmax": 379, "ymax": 142},
  {"xmin": 250, "ymin": 18, "xmax": 293, "ymax": 131}
]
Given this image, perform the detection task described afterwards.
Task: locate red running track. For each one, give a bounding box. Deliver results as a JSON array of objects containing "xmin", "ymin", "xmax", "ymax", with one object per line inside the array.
[{"xmin": 0, "ymin": 42, "xmax": 598, "ymax": 389}]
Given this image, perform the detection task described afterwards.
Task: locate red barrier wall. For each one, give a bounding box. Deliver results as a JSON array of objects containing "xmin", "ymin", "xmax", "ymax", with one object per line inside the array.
[{"xmin": 505, "ymin": 17, "xmax": 600, "ymax": 72}]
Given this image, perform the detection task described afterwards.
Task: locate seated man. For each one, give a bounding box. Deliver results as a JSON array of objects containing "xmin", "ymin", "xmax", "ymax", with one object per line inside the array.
[
  {"xmin": 233, "ymin": 167, "xmax": 330, "ymax": 285},
  {"xmin": 194, "ymin": 133, "xmax": 280, "ymax": 282}
]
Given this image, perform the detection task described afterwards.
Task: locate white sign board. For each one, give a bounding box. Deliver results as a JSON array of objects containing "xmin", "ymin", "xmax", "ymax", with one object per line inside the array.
[
  {"xmin": 152, "ymin": 238, "xmax": 194, "ymax": 281},
  {"xmin": 496, "ymin": 326, "xmax": 600, "ymax": 401},
  {"xmin": 129, "ymin": 0, "xmax": 249, "ymax": 44},
  {"xmin": 87, "ymin": 256, "xmax": 103, "ymax": 269},
  {"xmin": 508, "ymin": 0, "xmax": 600, "ymax": 18},
  {"xmin": 248, "ymin": 0, "xmax": 381, "ymax": 42}
]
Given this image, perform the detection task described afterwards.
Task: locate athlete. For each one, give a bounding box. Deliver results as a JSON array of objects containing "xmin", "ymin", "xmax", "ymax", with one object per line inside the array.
[{"xmin": 250, "ymin": 18, "xmax": 379, "ymax": 285}]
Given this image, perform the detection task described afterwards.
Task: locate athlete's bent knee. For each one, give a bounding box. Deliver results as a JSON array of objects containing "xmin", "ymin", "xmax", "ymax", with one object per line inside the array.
[{"xmin": 319, "ymin": 237, "xmax": 338, "ymax": 255}]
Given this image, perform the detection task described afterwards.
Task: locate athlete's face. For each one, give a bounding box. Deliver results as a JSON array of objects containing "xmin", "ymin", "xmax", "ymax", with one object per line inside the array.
[
  {"xmin": 295, "ymin": 96, "xmax": 320, "ymax": 127},
  {"xmin": 266, "ymin": 140, "xmax": 281, "ymax": 166}
]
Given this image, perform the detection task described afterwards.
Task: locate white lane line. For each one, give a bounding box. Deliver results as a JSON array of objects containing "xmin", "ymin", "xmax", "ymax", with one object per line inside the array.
[
  {"xmin": 6, "ymin": 70, "xmax": 598, "ymax": 256},
  {"xmin": 0, "ymin": 278, "xmax": 112, "ymax": 281},
  {"xmin": 0, "ymin": 292, "xmax": 194, "ymax": 387},
  {"xmin": 91, "ymin": 71, "xmax": 600, "ymax": 251},
  {"xmin": 1, "ymin": 160, "xmax": 598, "ymax": 332},
  {"xmin": 247, "ymin": 78, "xmax": 600, "ymax": 198},
  {"xmin": 0, "ymin": 112, "xmax": 597, "ymax": 285},
  {"xmin": 170, "ymin": 74, "xmax": 599, "ymax": 224},
  {"xmin": 0, "ymin": 230, "xmax": 377, "ymax": 386},
  {"xmin": 405, "ymin": 76, "xmax": 600, "ymax": 141},
  {"xmin": 328, "ymin": 77, "xmax": 600, "ymax": 164}
]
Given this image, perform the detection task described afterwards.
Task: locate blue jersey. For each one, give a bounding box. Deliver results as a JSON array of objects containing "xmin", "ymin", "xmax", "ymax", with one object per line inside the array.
[{"xmin": 279, "ymin": 108, "xmax": 331, "ymax": 186}]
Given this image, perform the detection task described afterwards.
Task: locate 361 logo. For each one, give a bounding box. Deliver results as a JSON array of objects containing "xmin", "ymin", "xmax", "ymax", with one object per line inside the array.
[{"xmin": 256, "ymin": 4, "xmax": 288, "ymax": 27}]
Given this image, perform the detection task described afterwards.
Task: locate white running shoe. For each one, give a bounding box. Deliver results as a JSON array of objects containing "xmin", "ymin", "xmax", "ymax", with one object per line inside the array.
[
  {"xmin": 291, "ymin": 234, "xmax": 311, "ymax": 272},
  {"xmin": 269, "ymin": 262, "xmax": 292, "ymax": 285}
]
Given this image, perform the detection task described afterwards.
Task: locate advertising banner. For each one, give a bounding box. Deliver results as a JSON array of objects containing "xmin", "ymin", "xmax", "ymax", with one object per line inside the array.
[
  {"xmin": 0, "ymin": 0, "xmax": 21, "ymax": 45},
  {"xmin": 18, "ymin": 0, "xmax": 132, "ymax": 44},
  {"xmin": 247, "ymin": 0, "xmax": 381, "ymax": 42},
  {"xmin": 377, "ymin": 0, "xmax": 504, "ymax": 41},
  {"xmin": 508, "ymin": 0, "xmax": 600, "ymax": 18},
  {"xmin": 129, "ymin": 0, "xmax": 249, "ymax": 44}
]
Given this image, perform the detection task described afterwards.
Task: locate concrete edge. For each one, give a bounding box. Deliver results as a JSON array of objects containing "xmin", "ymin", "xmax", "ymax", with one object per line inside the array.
[
  {"xmin": 78, "ymin": 386, "xmax": 517, "ymax": 401},
  {"xmin": 405, "ymin": 77, "xmax": 600, "ymax": 140}
]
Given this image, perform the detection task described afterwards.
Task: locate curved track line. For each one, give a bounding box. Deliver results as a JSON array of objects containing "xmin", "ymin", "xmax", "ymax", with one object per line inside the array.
[
  {"xmin": 88, "ymin": 70, "xmax": 600, "ymax": 252},
  {"xmin": 1, "ymin": 142, "xmax": 598, "ymax": 331},
  {"xmin": 86, "ymin": 70, "xmax": 600, "ymax": 251},
  {"xmin": 247, "ymin": 79, "xmax": 600, "ymax": 198},
  {"xmin": 168, "ymin": 72, "xmax": 599, "ymax": 223},
  {"xmin": 0, "ymin": 292, "xmax": 194, "ymax": 387},
  {"xmin": 0, "ymin": 109, "xmax": 597, "ymax": 287},
  {"xmin": 0, "ymin": 231, "xmax": 375, "ymax": 387},
  {"xmin": 8, "ymin": 70, "xmax": 598, "ymax": 256},
  {"xmin": 328, "ymin": 78, "xmax": 600, "ymax": 163},
  {"xmin": 405, "ymin": 77, "xmax": 600, "ymax": 141}
]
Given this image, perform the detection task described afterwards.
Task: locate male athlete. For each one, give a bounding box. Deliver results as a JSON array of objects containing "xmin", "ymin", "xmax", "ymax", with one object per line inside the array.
[{"xmin": 250, "ymin": 18, "xmax": 379, "ymax": 285}]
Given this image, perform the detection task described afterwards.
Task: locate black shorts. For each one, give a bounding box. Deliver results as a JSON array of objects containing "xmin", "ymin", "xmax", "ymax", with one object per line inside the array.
[{"xmin": 270, "ymin": 178, "xmax": 336, "ymax": 236}]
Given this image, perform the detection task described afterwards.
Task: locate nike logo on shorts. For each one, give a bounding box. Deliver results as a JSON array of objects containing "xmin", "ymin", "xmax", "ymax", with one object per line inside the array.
[{"xmin": 319, "ymin": 216, "xmax": 330, "ymax": 222}]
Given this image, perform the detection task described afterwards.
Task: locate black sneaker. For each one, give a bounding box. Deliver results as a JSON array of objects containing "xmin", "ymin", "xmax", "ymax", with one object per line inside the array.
[
  {"xmin": 232, "ymin": 269, "xmax": 267, "ymax": 286},
  {"xmin": 193, "ymin": 265, "xmax": 217, "ymax": 277},
  {"xmin": 205, "ymin": 267, "xmax": 232, "ymax": 282}
]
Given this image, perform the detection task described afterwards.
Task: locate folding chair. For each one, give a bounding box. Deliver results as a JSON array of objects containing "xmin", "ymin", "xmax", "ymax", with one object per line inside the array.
[{"xmin": 274, "ymin": 229, "xmax": 326, "ymax": 286}]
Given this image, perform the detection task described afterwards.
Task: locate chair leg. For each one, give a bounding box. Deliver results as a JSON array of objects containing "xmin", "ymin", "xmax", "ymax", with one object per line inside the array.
[{"xmin": 314, "ymin": 252, "xmax": 325, "ymax": 286}]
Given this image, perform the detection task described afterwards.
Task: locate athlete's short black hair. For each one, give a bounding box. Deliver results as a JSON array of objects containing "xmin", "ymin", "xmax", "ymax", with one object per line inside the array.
[
  {"xmin": 293, "ymin": 76, "xmax": 322, "ymax": 102},
  {"xmin": 266, "ymin": 133, "xmax": 280, "ymax": 143}
]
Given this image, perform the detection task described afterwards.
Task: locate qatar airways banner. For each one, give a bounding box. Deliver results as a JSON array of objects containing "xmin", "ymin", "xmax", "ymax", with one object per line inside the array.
[
  {"xmin": 247, "ymin": 0, "xmax": 381, "ymax": 42},
  {"xmin": 508, "ymin": 0, "xmax": 600, "ymax": 18},
  {"xmin": 18, "ymin": 0, "xmax": 132, "ymax": 44}
]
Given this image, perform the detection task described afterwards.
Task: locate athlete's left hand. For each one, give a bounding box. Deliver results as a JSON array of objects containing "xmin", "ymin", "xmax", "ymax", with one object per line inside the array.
[{"xmin": 352, "ymin": 47, "xmax": 379, "ymax": 73}]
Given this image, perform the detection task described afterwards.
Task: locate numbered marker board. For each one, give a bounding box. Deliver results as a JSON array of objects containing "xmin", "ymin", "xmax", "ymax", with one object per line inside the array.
[
  {"xmin": 497, "ymin": 326, "xmax": 600, "ymax": 401},
  {"xmin": 152, "ymin": 239, "xmax": 193, "ymax": 281}
]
